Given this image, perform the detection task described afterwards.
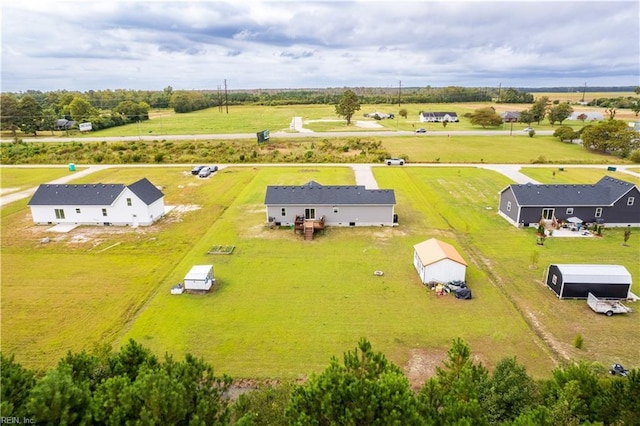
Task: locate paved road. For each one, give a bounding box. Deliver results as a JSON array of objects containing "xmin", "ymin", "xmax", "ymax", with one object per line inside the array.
[
  {"xmin": 17, "ymin": 129, "xmax": 554, "ymax": 143},
  {"xmin": 3, "ymin": 163, "xmax": 638, "ymax": 207}
]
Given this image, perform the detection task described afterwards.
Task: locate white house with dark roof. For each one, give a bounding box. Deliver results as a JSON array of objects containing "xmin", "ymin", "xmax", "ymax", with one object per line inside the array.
[
  {"xmin": 28, "ymin": 177, "xmax": 165, "ymax": 226},
  {"xmin": 568, "ymin": 111, "xmax": 603, "ymax": 121},
  {"xmin": 419, "ymin": 112, "xmax": 459, "ymax": 123},
  {"xmin": 264, "ymin": 180, "xmax": 396, "ymax": 227},
  {"xmin": 498, "ymin": 176, "xmax": 639, "ymax": 228}
]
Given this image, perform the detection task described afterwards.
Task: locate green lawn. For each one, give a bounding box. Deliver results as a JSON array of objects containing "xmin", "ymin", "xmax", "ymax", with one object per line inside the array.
[
  {"xmin": 2, "ymin": 166, "xmax": 638, "ymax": 380},
  {"xmin": 519, "ymin": 167, "xmax": 640, "ymax": 185},
  {"xmin": 0, "ymin": 166, "xmax": 83, "ymax": 193},
  {"xmin": 378, "ymin": 135, "xmax": 619, "ymax": 164}
]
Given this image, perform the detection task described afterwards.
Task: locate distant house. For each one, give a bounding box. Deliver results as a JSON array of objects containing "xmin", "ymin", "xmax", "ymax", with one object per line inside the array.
[
  {"xmin": 419, "ymin": 112, "xmax": 459, "ymax": 123},
  {"xmin": 413, "ymin": 238, "xmax": 467, "ymax": 284},
  {"xmin": 264, "ymin": 180, "xmax": 396, "ymax": 227},
  {"xmin": 364, "ymin": 112, "xmax": 394, "ymax": 119},
  {"xmin": 498, "ymin": 176, "xmax": 639, "ymax": 228},
  {"xmin": 568, "ymin": 112, "xmax": 603, "ymax": 121},
  {"xmin": 501, "ymin": 111, "xmax": 521, "ymax": 122},
  {"xmin": 28, "ymin": 177, "xmax": 165, "ymax": 226},
  {"xmin": 544, "ymin": 264, "xmax": 632, "ymax": 299},
  {"xmin": 55, "ymin": 119, "xmax": 76, "ymax": 130}
]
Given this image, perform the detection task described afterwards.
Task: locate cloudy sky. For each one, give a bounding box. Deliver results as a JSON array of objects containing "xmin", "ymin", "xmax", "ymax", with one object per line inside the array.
[{"xmin": 2, "ymin": 0, "xmax": 639, "ymax": 92}]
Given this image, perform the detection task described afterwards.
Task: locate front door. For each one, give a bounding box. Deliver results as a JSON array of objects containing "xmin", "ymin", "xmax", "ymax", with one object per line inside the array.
[
  {"xmin": 304, "ymin": 208, "xmax": 315, "ymax": 220},
  {"xmin": 542, "ymin": 208, "xmax": 555, "ymax": 220}
]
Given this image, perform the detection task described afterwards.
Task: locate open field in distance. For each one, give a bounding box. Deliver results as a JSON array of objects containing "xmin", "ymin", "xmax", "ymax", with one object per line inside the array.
[{"xmin": 2, "ymin": 100, "xmax": 637, "ymax": 140}]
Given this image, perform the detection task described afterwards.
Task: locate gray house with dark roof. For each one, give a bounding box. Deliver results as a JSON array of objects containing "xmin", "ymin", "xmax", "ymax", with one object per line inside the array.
[
  {"xmin": 264, "ymin": 181, "xmax": 396, "ymax": 227},
  {"xmin": 498, "ymin": 176, "xmax": 639, "ymax": 228},
  {"xmin": 28, "ymin": 177, "xmax": 165, "ymax": 226}
]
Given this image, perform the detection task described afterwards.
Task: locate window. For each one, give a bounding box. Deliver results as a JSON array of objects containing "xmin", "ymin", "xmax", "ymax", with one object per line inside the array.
[
  {"xmin": 54, "ymin": 209, "xmax": 65, "ymax": 219},
  {"xmin": 102, "ymin": 208, "xmax": 108, "ymax": 217},
  {"xmin": 551, "ymin": 274, "xmax": 558, "ymax": 286},
  {"xmin": 76, "ymin": 208, "xmax": 81, "ymax": 214},
  {"xmin": 506, "ymin": 201, "xmax": 511, "ymax": 212},
  {"xmin": 126, "ymin": 198, "xmax": 132, "ymax": 206},
  {"xmin": 333, "ymin": 207, "xmax": 339, "ymax": 214},
  {"xmin": 628, "ymin": 197, "xmax": 635, "ymax": 206},
  {"xmin": 595, "ymin": 208, "xmax": 602, "ymax": 218},
  {"xmin": 566, "ymin": 208, "xmax": 574, "ymax": 215},
  {"xmin": 281, "ymin": 208, "xmax": 286, "ymax": 217},
  {"xmin": 304, "ymin": 208, "xmax": 315, "ymax": 220},
  {"xmin": 542, "ymin": 208, "xmax": 554, "ymax": 220}
]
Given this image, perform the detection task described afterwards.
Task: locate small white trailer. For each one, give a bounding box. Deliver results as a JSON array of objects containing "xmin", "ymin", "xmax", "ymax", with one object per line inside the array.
[{"xmin": 587, "ymin": 292, "xmax": 632, "ymax": 316}]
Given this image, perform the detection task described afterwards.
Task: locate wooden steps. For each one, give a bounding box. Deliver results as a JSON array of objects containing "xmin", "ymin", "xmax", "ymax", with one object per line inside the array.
[{"xmin": 304, "ymin": 221, "xmax": 314, "ymax": 240}]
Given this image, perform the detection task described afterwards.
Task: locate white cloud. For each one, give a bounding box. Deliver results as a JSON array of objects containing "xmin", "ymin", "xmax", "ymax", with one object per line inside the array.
[{"xmin": 1, "ymin": 0, "xmax": 638, "ymax": 91}]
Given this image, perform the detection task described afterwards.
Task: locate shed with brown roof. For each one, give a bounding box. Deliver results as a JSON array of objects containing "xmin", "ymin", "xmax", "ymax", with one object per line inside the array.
[{"xmin": 413, "ymin": 238, "xmax": 468, "ymax": 284}]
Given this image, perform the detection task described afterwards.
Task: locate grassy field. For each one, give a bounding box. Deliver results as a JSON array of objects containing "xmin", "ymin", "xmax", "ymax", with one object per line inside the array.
[
  {"xmin": 519, "ymin": 167, "xmax": 640, "ymax": 185},
  {"xmin": 377, "ymin": 134, "xmax": 620, "ymax": 164},
  {"xmin": 1, "ymin": 132, "xmax": 630, "ymax": 166},
  {"xmin": 4, "ymin": 99, "xmax": 636, "ymax": 141},
  {"xmin": 2, "ymin": 166, "xmax": 638, "ymax": 380},
  {"xmin": 0, "ymin": 166, "xmax": 84, "ymax": 194}
]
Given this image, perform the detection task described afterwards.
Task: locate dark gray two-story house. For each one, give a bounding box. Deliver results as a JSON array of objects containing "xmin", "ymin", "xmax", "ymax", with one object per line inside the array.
[{"xmin": 498, "ymin": 176, "xmax": 639, "ymax": 227}]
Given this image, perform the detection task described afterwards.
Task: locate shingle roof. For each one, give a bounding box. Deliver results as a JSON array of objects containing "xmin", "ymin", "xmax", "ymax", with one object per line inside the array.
[
  {"xmin": 507, "ymin": 176, "xmax": 635, "ymax": 206},
  {"xmin": 420, "ymin": 112, "xmax": 458, "ymax": 118},
  {"xmin": 264, "ymin": 180, "xmax": 395, "ymax": 205},
  {"xmin": 128, "ymin": 178, "xmax": 164, "ymax": 204},
  {"xmin": 28, "ymin": 178, "xmax": 164, "ymax": 206},
  {"xmin": 28, "ymin": 183, "xmax": 126, "ymax": 206},
  {"xmin": 413, "ymin": 238, "xmax": 467, "ymax": 267}
]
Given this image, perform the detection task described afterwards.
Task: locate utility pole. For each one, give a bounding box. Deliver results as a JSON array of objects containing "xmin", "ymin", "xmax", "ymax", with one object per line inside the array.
[
  {"xmin": 497, "ymin": 82, "xmax": 502, "ymax": 102},
  {"xmin": 224, "ymin": 79, "xmax": 229, "ymax": 114},
  {"xmin": 581, "ymin": 82, "xmax": 587, "ymax": 103},
  {"xmin": 217, "ymin": 85, "xmax": 222, "ymax": 112},
  {"xmin": 398, "ymin": 80, "xmax": 401, "ymax": 107}
]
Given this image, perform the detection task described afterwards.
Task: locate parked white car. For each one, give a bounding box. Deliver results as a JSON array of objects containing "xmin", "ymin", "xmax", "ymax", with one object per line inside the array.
[
  {"xmin": 198, "ymin": 167, "xmax": 212, "ymax": 178},
  {"xmin": 385, "ymin": 158, "xmax": 405, "ymax": 166}
]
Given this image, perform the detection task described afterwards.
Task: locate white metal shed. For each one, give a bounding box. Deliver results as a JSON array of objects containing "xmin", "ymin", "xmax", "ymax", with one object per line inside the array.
[
  {"xmin": 413, "ymin": 238, "xmax": 467, "ymax": 284},
  {"xmin": 184, "ymin": 265, "xmax": 215, "ymax": 291}
]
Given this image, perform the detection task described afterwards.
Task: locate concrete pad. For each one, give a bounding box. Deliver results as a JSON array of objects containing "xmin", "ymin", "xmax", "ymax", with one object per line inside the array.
[{"xmin": 48, "ymin": 223, "xmax": 79, "ymax": 233}]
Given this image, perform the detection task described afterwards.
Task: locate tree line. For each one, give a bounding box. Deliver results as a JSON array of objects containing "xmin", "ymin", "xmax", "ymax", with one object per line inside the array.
[{"xmin": 2, "ymin": 338, "xmax": 638, "ymax": 425}]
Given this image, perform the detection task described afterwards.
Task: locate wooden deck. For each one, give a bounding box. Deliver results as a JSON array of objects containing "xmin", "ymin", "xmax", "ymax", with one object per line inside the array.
[{"xmin": 295, "ymin": 215, "xmax": 325, "ymax": 240}]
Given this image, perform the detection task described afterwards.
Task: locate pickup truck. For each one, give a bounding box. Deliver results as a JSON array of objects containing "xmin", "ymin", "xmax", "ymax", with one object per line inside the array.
[
  {"xmin": 587, "ymin": 292, "xmax": 632, "ymax": 316},
  {"xmin": 385, "ymin": 158, "xmax": 405, "ymax": 166}
]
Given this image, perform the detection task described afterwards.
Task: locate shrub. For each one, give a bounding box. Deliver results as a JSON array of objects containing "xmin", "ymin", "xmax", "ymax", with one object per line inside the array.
[
  {"xmin": 573, "ymin": 334, "xmax": 584, "ymax": 349},
  {"xmin": 629, "ymin": 149, "xmax": 640, "ymax": 163}
]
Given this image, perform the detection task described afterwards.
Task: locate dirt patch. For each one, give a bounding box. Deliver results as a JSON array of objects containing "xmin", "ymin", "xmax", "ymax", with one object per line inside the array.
[
  {"xmin": 162, "ymin": 204, "xmax": 201, "ymax": 223},
  {"xmin": 404, "ymin": 348, "xmax": 447, "ymax": 390},
  {"xmin": 525, "ymin": 309, "xmax": 570, "ymax": 363},
  {"xmin": 372, "ymin": 227, "xmax": 408, "ymax": 240}
]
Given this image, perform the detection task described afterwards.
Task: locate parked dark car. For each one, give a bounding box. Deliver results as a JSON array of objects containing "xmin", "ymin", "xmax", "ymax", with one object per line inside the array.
[
  {"xmin": 191, "ymin": 165, "xmax": 205, "ymax": 175},
  {"xmin": 416, "ymin": 128, "xmax": 427, "ymax": 133}
]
